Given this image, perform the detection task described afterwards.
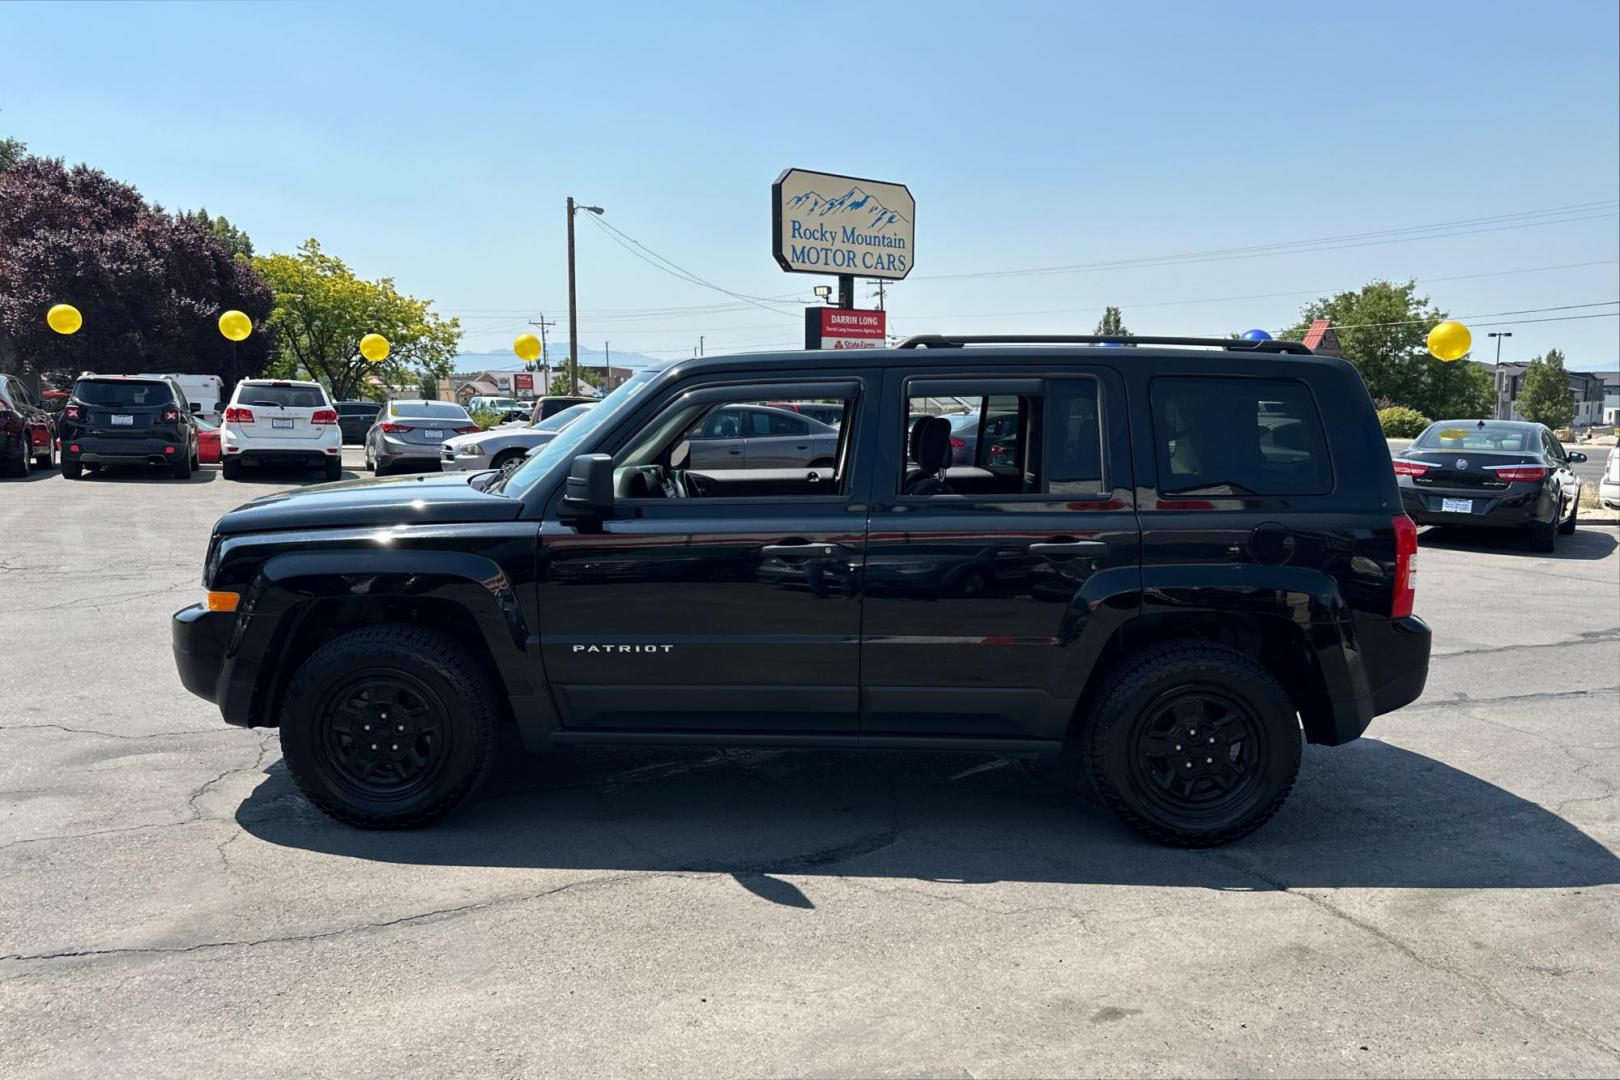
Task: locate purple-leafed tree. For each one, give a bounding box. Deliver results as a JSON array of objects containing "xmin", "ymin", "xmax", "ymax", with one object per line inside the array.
[{"xmin": 0, "ymin": 157, "xmax": 272, "ymax": 391}]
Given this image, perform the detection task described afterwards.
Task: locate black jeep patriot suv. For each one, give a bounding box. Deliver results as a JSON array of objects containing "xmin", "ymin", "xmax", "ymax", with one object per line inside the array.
[{"xmin": 173, "ymin": 335, "xmax": 1431, "ymax": 846}]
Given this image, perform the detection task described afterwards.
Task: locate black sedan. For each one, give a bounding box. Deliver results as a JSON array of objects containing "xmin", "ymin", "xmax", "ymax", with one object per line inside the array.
[{"xmin": 1394, "ymin": 419, "xmax": 1586, "ymax": 552}]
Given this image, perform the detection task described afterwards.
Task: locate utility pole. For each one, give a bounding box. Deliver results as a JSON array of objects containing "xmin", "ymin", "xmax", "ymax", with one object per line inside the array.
[
  {"xmin": 868, "ymin": 279, "xmax": 886, "ymax": 310},
  {"xmin": 699, "ymin": 335, "xmax": 705, "ymax": 357},
  {"xmin": 604, "ymin": 340, "xmax": 611, "ymax": 390},
  {"xmin": 1489, "ymin": 331, "xmax": 1514, "ymax": 419},
  {"xmin": 566, "ymin": 198, "xmax": 604, "ymax": 396},
  {"xmin": 528, "ymin": 315, "xmax": 555, "ymax": 393}
]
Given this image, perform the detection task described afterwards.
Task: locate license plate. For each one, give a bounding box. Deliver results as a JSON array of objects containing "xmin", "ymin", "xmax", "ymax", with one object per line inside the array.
[
  {"xmin": 272, "ymin": 418, "xmax": 294, "ymax": 430},
  {"xmin": 1441, "ymin": 497, "xmax": 1472, "ymax": 513},
  {"xmin": 110, "ymin": 414, "xmax": 133, "ymax": 426},
  {"xmin": 424, "ymin": 429, "xmax": 444, "ymax": 440}
]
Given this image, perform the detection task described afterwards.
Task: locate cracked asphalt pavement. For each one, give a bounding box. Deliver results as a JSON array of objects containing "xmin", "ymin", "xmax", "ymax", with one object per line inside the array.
[{"xmin": 2, "ymin": 454, "xmax": 1618, "ymax": 1078}]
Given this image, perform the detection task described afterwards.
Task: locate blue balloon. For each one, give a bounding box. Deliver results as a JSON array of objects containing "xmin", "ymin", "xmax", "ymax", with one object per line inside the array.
[{"xmin": 1241, "ymin": 328, "xmax": 1273, "ymax": 341}]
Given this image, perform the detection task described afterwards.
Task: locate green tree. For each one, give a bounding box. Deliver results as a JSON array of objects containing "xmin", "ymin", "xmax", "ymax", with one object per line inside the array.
[
  {"xmin": 0, "ymin": 136, "xmax": 24, "ymax": 174},
  {"xmin": 1094, "ymin": 306, "xmax": 1130, "ymax": 337},
  {"xmin": 1516, "ymin": 348, "xmax": 1576, "ymax": 430},
  {"xmin": 179, "ymin": 208, "xmax": 254, "ymax": 259},
  {"xmin": 253, "ymin": 239, "xmax": 461, "ymax": 401},
  {"xmin": 1283, "ymin": 280, "xmax": 1492, "ymax": 418}
]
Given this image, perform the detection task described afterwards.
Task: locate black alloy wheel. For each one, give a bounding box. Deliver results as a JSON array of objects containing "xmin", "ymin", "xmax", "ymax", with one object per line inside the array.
[
  {"xmin": 1086, "ymin": 642, "xmax": 1301, "ymax": 847},
  {"xmin": 314, "ymin": 674, "xmax": 450, "ymax": 804}
]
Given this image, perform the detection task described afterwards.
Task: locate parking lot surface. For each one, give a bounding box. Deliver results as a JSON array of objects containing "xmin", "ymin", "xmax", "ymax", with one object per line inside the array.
[{"xmin": 2, "ymin": 453, "xmax": 1617, "ymax": 1078}]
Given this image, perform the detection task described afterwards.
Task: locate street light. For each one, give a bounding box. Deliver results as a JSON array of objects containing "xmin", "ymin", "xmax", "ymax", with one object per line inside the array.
[
  {"xmin": 567, "ymin": 198, "xmax": 604, "ymax": 395},
  {"xmin": 812, "ymin": 285, "xmax": 832, "ymax": 304}
]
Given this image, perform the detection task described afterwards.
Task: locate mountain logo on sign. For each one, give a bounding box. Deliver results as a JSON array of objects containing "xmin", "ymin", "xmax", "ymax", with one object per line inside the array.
[{"xmin": 787, "ymin": 186, "xmax": 911, "ymax": 230}]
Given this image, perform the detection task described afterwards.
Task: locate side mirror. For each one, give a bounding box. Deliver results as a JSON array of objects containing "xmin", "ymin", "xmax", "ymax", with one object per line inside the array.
[
  {"xmin": 190, "ymin": 405, "xmax": 203, "ymax": 415},
  {"xmin": 560, "ymin": 454, "xmax": 615, "ymax": 517},
  {"xmin": 1567, "ymin": 451, "xmax": 1587, "ymax": 464}
]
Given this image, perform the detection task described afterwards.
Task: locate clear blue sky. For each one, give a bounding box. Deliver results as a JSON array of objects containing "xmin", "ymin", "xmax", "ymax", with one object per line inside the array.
[{"xmin": 3, "ymin": 0, "xmax": 1616, "ymax": 369}]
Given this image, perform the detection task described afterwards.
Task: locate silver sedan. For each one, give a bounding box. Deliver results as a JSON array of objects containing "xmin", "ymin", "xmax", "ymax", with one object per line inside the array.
[
  {"xmin": 364, "ymin": 400, "xmax": 477, "ymax": 475},
  {"xmin": 440, "ymin": 402, "xmax": 597, "ymax": 473}
]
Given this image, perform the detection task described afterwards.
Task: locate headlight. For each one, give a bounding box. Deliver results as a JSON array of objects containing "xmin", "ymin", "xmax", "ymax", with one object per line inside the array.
[{"xmin": 457, "ymin": 444, "xmax": 486, "ymax": 456}]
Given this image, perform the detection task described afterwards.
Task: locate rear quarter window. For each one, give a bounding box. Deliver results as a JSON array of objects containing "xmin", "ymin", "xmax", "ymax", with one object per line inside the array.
[{"xmin": 1151, "ymin": 376, "xmax": 1332, "ymax": 496}]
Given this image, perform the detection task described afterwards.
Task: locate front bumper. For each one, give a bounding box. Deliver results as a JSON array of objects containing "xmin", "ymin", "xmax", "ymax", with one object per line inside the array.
[
  {"xmin": 172, "ymin": 604, "xmax": 269, "ymax": 726},
  {"xmin": 1400, "ymin": 484, "xmax": 1553, "ymax": 529},
  {"xmin": 1601, "ymin": 478, "xmax": 1620, "ymax": 509},
  {"xmin": 440, "ymin": 448, "xmax": 490, "ymax": 472}
]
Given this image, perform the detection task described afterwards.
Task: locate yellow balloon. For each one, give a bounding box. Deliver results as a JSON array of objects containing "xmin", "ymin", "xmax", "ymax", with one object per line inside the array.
[
  {"xmin": 1427, "ymin": 320, "xmax": 1471, "ymax": 362},
  {"xmin": 47, "ymin": 304, "xmax": 83, "ymax": 335},
  {"xmin": 217, "ymin": 309, "xmax": 253, "ymax": 342},
  {"xmin": 359, "ymin": 333, "xmax": 390, "ymax": 362},
  {"xmin": 513, "ymin": 333, "xmax": 542, "ymax": 363}
]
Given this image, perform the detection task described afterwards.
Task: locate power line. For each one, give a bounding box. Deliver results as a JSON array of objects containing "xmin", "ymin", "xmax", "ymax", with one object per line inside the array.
[
  {"xmin": 915, "ymin": 201, "xmax": 1619, "ymax": 282},
  {"xmin": 583, "ymin": 214, "xmax": 800, "ymax": 318}
]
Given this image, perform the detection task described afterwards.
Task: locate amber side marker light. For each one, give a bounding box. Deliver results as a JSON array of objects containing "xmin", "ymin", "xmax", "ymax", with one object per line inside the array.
[{"xmin": 206, "ymin": 591, "xmax": 241, "ymax": 613}]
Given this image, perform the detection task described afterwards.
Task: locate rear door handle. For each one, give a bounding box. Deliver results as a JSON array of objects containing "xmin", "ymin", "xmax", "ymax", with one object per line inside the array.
[{"xmin": 1028, "ymin": 540, "xmax": 1109, "ymax": 560}]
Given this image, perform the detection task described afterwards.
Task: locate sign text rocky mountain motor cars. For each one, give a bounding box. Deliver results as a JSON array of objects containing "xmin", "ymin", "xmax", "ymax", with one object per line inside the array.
[{"xmin": 773, "ymin": 168, "xmax": 915, "ymax": 279}]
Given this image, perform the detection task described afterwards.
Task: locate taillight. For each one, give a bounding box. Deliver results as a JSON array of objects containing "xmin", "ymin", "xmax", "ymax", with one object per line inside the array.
[
  {"xmin": 949, "ymin": 437, "xmax": 966, "ymax": 449},
  {"xmin": 380, "ymin": 422, "xmax": 413, "ymax": 433},
  {"xmin": 1392, "ymin": 514, "xmax": 1418, "ymax": 618},
  {"xmin": 161, "ymin": 407, "xmax": 181, "ymax": 424},
  {"xmin": 64, "ymin": 403, "xmax": 82, "ymax": 422},
  {"xmin": 311, "ymin": 409, "xmax": 338, "ymax": 425},
  {"xmin": 1486, "ymin": 465, "xmax": 1548, "ymax": 483},
  {"xmin": 455, "ymin": 424, "xmax": 480, "ymax": 434},
  {"xmin": 224, "ymin": 406, "xmax": 254, "ymax": 423},
  {"xmin": 1392, "ymin": 459, "xmax": 1431, "ymax": 477}
]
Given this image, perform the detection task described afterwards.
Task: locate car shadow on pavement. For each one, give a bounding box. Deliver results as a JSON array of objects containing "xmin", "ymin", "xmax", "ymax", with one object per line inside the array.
[
  {"xmin": 70, "ymin": 464, "xmax": 218, "ymax": 484},
  {"xmin": 1418, "ymin": 526, "xmax": 1618, "ymax": 560},
  {"xmin": 219, "ymin": 467, "xmax": 363, "ymax": 486},
  {"xmin": 235, "ymin": 737, "xmax": 1620, "ymax": 907}
]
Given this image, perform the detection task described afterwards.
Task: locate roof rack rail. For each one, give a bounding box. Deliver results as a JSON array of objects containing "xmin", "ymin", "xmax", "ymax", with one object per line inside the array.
[{"xmin": 896, "ymin": 334, "xmax": 1313, "ymax": 355}]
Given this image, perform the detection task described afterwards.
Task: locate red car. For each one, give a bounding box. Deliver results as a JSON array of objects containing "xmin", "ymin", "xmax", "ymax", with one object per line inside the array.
[
  {"xmin": 1, "ymin": 374, "xmax": 56, "ymax": 477},
  {"xmin": 194, "ymin": 417, "xmax": 221, "ymax": 464}
]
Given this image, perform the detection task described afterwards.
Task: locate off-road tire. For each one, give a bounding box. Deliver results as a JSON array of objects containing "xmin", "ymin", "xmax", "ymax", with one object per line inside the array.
[
  {"xmin": 1086, "ymin": 642, "xmax": 1301, "ymax": 848},
  {"xmin": 279, "ymin": 624, "xmax": 500, "ymax": 829}
]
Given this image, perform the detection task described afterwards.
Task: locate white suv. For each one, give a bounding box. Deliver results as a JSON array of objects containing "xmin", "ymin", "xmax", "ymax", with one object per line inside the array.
[{"xmin": 221, "ymin": 379, "xmax": 343, "ymax": 481}]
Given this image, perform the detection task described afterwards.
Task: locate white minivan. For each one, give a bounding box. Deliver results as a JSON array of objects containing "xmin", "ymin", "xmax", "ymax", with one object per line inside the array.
[
  {"xmin": 220, "ymin": 379, "xmax": 343, "ymax": 481},
  {"xmin": 136, "ymin": 373, "xmax": 226, "ymax": 423}
]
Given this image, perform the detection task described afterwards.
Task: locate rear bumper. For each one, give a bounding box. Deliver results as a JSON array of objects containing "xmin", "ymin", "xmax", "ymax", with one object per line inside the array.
[
  {"xmin": 1401, "ymin": 485, "xmax": 1554, "ymax": 528},
  {"xmin": 1601, "ymin": 478, "xmax": 1620, "ymax": 509},
  {"xmin": 1321, "ymin": 615, "xmax": 1431, "ymax": 745},
  {"xmin": 378, "ymin": 437, "xmax": 442, "ymax": 462},
  {"xmin": 63, "ymin": 435, "xmax": 179, "ymax": 464},
  {"xmin": 228, "ymin": 448, "xmax": 338, "ymax": 467}
]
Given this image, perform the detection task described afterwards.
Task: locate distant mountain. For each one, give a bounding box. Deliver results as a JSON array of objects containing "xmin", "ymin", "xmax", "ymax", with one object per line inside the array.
[{"xmin": 786, "ymin": 185, "xmax": 910, "ymax": 231}]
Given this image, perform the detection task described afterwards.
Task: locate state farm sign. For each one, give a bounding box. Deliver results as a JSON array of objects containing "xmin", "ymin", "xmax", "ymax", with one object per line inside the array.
[
  {"xmin": 804, "ymin": 307, "xmax": 886, "ymax": 350},
  {"xmin": 773, "ymin": 168, "xmax": 915, "ymax": 280}
]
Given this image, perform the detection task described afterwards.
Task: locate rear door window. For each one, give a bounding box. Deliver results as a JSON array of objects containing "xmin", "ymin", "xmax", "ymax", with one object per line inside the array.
[
  {"xmin": 1151, "ymin": 377, "xmax": 1331, "ymax": 496},
  {"xmin": 74, "ymin": 380, "xmax": 174, "ymax": 407}
]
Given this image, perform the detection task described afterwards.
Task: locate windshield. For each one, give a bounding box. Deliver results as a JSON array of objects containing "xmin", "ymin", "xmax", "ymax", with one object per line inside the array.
[
  {"xmin": 531, "ymin": 403, "xmax": 593, "ymax": 432},
  {"xmin": 74, "ymin": 379, "xmax": 174, "ymax": 407},
  {"xmin": 392, "ymin": 401, "xmax": 470, "ymax": 420},
  {"xmin": 500, "ymin": 369, "xmax": 659, "ymax": 499},
  {"xmin": 1414, "ymin": 421, "xmax": 1535, "ymax": 452}
]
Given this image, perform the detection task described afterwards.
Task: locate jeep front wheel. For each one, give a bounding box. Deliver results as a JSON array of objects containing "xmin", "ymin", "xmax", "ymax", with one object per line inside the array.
[
  {"xmin": 278, "ymin": 624, "xmax": 499, "ymax": 828},
  {"xmin": 1086, "ymin": 642, "xmax": 1301, "ymax": 847}
]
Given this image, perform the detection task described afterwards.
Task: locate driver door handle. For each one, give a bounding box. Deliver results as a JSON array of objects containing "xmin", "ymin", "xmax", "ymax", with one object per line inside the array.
[
  {"xmin": 761, "ymin": 541, "xmax": 841, "ymax": 558},
  {"xmin": 1028, "ymin": 539, "xmax": 1109, "ymax": 560}
]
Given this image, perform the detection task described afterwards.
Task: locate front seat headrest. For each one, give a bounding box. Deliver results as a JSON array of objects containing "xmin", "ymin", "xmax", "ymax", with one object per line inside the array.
[{"xmin": 914, "ymin": 415, "xmax": 952, "ymax": 473}]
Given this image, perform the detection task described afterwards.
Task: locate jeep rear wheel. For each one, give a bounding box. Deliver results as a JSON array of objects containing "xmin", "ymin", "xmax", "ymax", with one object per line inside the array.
[
  {"xmin": 1087, "ymin": 642, "xmax": 1300, "ymax": 847},
  {"xmin": 278, "ymin": 625, "xmax": 499, "ymax": 828}
]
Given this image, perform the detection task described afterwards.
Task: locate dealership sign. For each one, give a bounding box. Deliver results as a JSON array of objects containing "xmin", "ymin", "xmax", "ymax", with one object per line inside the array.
[
  {"xmin": 773, "ymin": 168, "xmax": 915, "ymax": 280},
  {"xmin": 512, "ymin": 372, "xmax": 535, "ymax": 393},
  {"xmin": 804, "ymin": 307, "xmax": 886, "ymax": 350}
]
